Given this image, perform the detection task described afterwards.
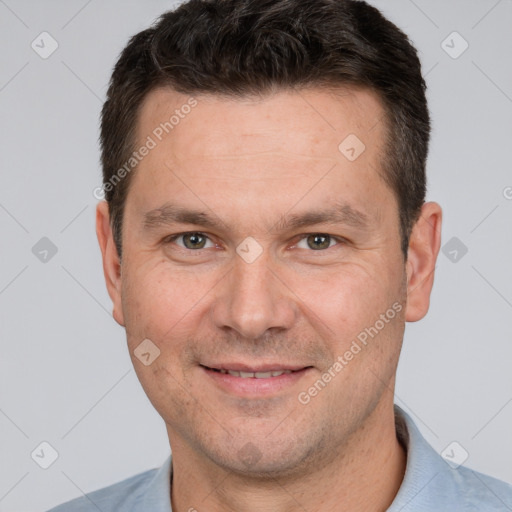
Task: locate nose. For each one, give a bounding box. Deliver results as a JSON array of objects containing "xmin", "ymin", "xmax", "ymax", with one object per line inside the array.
[{"xmin": 211, "ymin": 251, "xmax": 298, "ymax": 340}]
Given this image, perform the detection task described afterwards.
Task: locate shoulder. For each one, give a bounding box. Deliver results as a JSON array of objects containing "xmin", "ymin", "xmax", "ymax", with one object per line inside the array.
[
  {"xmin": 46, "ymin": 467, "xmax": 159, "ymax": 512},
  {"xmin": 451, "ymin": 465, "xmax": 512, "ymax": 511},
  {"xmin": 392, "ymin": 406, "xmax": 512, "ymax": 511}
]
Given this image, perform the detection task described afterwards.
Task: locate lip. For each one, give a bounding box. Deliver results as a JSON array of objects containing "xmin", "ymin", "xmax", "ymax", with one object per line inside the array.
[
  {"xmin": 201, "ymin": 364, "xmax": 313, "ymax": 397},
  {"xmin": 201, "ymin": 363, "xmax": 308, "ymax": 373}
]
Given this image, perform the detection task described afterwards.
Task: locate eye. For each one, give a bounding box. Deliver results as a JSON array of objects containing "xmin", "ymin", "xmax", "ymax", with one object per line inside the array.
[
  {"xmin": 167, "ymin": 232, "xmax": 215, "ymax": 250},
  {"xmin": 296, "ymin": 234, "xmax": 341, "ymax": 251}
]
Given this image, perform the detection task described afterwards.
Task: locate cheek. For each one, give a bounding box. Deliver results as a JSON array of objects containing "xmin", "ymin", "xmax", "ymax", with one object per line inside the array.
[
  {"xmin": 293, "ymin": 264, "xmax": 398, "ymax": 334},
  {"xmin": 122, "ymin": 264, "xmax": 208, "ymax": 337},
  {"xmin": 294, "ymin": 267, "xmax": 406, "ymax": 378},
  {"xmin": 132, "ymin": 358, "xmax": 193, "ymax": 425}
]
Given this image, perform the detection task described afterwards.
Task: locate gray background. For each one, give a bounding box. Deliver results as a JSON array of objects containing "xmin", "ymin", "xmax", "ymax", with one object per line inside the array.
[{"xmin": 1, "ymin": 0, "xmax": 511, "ymax": 510}]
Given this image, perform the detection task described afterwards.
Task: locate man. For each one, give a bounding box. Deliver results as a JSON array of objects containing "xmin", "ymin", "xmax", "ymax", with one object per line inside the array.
[{"xmin": 49, "ymin": 0, "xmax": 512, "ymax": 510}]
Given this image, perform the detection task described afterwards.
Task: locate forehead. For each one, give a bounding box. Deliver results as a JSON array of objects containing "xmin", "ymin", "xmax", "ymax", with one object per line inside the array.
[
  {"xmin": 127, "ymin": 85, "xmax": 392, "ymax": 225},
  {"xmin": 135, "ymin": 85, "xmax": 385, "ymax": 158}
]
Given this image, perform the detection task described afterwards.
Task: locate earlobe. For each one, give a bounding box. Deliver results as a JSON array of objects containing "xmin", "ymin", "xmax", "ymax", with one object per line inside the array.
[
  {"xmin": 405, "ymin": 202, "xmax": 442, "ymax": 322},
  {"xmin": 96, "ymin": 201, "xmax": 125, "ymax": 326}
]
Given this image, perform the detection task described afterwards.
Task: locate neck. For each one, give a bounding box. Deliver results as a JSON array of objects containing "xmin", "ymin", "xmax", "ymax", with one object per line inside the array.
[{"xmin": 169, "ymin": 398, "xmax": 406, "ymax": 512}]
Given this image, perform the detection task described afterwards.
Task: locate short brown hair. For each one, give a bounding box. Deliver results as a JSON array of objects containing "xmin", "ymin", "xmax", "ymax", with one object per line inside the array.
[{"xmin": 100, "ymin": 0, "xmax": 430, "ymax": 259}]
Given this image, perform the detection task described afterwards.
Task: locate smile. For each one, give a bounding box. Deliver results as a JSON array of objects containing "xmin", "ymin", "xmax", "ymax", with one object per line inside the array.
[
  {"xmin": 200, "ymin": 364, "xmax": 312, "ymax": 397},
  {"xmin": 210, "ymin": 368, "xmax": 293, "ymax": 378}
]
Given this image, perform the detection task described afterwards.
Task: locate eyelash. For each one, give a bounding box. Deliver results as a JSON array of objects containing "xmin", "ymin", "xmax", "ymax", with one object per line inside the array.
[{"xmin": 164, "ymin": 232, "xmax": 346, "ymax": 251}]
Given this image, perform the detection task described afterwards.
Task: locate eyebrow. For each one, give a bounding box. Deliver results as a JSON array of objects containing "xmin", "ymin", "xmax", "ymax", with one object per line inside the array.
[
  {"xmin": 143, "ymin": 204, "xmax": 222, "ymax": 231},
  {"xmin": 142, "ymin": 201, "xmax": 370, "ymax": 233},
  {"xmin": 274, "ymin": 202, "xmax": 370, "ymax": 232}
]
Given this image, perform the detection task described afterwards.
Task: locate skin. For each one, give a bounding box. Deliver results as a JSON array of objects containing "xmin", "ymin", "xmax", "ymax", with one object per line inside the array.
[{"xmin": 97, "ymin": 86, "xmax": 442, "ymax": 512}]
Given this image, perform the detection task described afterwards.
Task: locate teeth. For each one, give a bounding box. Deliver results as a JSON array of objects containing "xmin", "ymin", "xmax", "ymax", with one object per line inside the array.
[
  {"xmin": 255, "ymin": 371, "xmax": 272, "ymax": 378},
  {"xmin": 223, "ymin": 369, "xmax": 293, "ymax": 378}
]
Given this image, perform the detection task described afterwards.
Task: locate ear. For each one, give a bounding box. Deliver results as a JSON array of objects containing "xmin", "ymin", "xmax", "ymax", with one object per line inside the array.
[
  {"xmin": 405, "ymin": 201, "xmax": 442, "ymax": 322},
  {"xmin": 96, "ymin": 201, "xmax": 125, "ymax": 326}
]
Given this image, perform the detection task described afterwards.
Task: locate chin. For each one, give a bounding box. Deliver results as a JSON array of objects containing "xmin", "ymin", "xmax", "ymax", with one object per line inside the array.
[{"xmin": 201, "ymin": 432, "xmax": 319, "ymax": 480}]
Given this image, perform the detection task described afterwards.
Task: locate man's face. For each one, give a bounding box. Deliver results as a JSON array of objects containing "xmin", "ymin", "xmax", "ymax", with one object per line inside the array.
[{"xmin": 105, "ymin": 87, "xmax": 411, "ymax": 476}]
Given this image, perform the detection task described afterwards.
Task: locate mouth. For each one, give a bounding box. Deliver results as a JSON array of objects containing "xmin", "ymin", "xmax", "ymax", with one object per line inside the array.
[
  {"xmin": 200, "ymin": 364, "xmax": 313, "ymax": 396},
  {"xmin": 203, "ymin": 366, "xmax": 302, "ymax": 378}
]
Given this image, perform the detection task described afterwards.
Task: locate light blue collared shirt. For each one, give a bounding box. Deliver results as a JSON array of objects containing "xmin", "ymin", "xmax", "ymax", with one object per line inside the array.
[{"xmin": 47, "ymin": 406, "xmax": 512, "ymax": 511}]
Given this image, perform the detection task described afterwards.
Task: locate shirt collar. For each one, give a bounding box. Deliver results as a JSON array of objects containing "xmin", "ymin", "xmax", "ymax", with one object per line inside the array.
[
  {"xmin": 388, "ymin": 404, "xmax": 449, "ymax": 511},
  {"xmin": 139, "ymin": 454, "xmax": 173, "ymax": 511}
]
